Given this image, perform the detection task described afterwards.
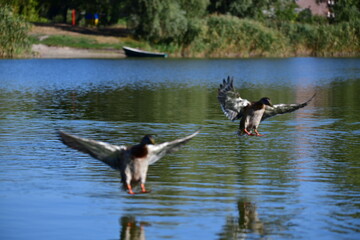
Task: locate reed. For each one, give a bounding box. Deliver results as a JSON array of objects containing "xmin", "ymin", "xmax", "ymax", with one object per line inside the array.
[
  {"xmin": 182, "ymin": 15, "xmax": 360, "ymax": 57},
  {"xmin": 188, "ymin": 15, "xmax": 289, "ymax": 57},
  {"xmin": 0, "ymin": 5, "xmax": 31, "ymax": 58},
  {"xmin": 275, "ymin": 20, "xmax": 360, "ymax": 56}
]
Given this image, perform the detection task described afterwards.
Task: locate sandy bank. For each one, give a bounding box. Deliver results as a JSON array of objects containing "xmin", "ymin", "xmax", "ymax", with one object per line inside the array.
[{"xmin": 32, "ymin": 44, "xmax": 125, "ymax": 59}]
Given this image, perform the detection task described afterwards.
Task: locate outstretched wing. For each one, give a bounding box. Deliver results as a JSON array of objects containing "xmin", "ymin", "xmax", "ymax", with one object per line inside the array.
[
  {"xmin": 146, "ymin": 129, "xmax": 201, "ymax": 165},
  {"xmin": 218, "ymin": 76, "xmax": 251, "ymax": 121},
  {"xmin": 58, "ymin": 130, "xmax": 127, "ymax": 169},
  {"xmin": 261, "ymin": 93, "xmax": 316, "ymax": 121}
]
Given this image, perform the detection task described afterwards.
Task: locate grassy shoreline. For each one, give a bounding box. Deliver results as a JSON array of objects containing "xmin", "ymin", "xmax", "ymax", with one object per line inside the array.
[{"xmin": 29, "ymin": 20, "xmax": 360, "ymax": 59}]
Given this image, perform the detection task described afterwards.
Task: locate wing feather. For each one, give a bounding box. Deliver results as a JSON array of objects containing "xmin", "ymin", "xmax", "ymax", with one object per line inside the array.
[
  {"xmin": 261, "ymin": 93, "xmax": 316, "ymax": 121},
  {"xmin": 146, "ymin": 129, "xmax": 201, "ymax": 165},
  {"xmin": 58, "ymin": 130, "xmax": 126, "ymax": 169},
  {"xmin": 218, "ymin": 76, "xmax": 250, "ymax": 121}
]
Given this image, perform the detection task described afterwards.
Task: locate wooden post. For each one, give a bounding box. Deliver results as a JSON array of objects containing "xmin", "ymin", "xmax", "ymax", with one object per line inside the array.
[{"xmin": 72, "ymin": 9, "xmax": 76, "ymax": 26}]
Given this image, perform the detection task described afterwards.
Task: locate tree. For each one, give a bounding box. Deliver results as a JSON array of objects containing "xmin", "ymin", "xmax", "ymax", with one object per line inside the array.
[
  {"xmin": 332, "ymin": 0, "xmax": 360, "ymax": 23},
  {"xmin": 274, "ymin": 0, "xmax": 298, "ymax": 22},
  {"xmin": 208, "ymin": 0, "xmax": 299, "ymax": 20},
  {"xmin": 128, "ymin": 0, "xmax": 209, "ymax": 45},
  {"xmin": 208, "ymin": 0, "xmax": 272, "ymax": 19}
]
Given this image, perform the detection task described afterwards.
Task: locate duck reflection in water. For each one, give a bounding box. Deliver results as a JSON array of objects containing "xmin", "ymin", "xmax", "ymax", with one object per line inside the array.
[
  {"xmin": 218, "ymin": 76, "xmax": 315, "ymax": 136},
  {"xmin": 237, "ymin": 200, "xmax": 264, "ymax": 235},
  {"xmin": 58, "ymin": 129, "xmax": 200, "ymax": 194},
  {"xmin": 120, "ymin": 216, "xmax": 150, "ymax": 240},
  {"xmin": 219, "ymin": 199, "xmax": 265, "ymax": 239}
]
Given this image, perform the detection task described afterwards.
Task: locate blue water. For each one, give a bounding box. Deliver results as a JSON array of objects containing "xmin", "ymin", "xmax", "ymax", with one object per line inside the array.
[{"xmin": 0, "ymin": 58, "xmax": 359, "ymax": 240}]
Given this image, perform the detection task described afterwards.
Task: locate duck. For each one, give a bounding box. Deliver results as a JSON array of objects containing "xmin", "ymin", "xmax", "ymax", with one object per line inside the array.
[
  {"xmin": 218, "ymin": 76, "xmax": 315, "ymax": 136},
  {"xmin": 58, "ymin": 129, "xmax": 200, "ymax": 194}
]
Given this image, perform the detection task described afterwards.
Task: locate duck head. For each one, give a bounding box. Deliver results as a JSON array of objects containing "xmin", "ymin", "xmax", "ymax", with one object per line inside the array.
[
  {"xmin": 259, "ymin": 97, "xmax": 273, "ymax": 107},
  {"xmin": 140, "ymin": 135, "xmax": 155, "ymax": 145}
]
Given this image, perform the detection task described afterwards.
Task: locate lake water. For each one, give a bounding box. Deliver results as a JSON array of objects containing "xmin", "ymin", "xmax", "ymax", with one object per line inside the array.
[{"xmin": 0, "ymin": 58, "xmax": 359, "ymax": 240}]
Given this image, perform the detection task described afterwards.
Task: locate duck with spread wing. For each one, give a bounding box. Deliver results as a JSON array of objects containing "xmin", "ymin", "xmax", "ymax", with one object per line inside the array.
[
  {"xmin": 58, "ymin": 129, "xmax": 200, "ymax": 194},
  {"xmin": 218, "ymin": 76, "xmax": 315, "ymax": 136}
]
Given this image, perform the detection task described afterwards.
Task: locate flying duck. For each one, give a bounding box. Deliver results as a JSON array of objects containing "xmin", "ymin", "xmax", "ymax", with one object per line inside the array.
[
  {"xmin": 218, "ymin": 76, "xmax": 315, "ymax": 136},
  {"xmin": 58, "ymin": 129, "xmax": 200, "ymax": 194}
]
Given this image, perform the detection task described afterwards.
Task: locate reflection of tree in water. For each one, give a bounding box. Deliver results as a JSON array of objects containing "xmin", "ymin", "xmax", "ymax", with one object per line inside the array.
[
  {"xmin": 219, "ymin": 199, "xmax": 265, "ymax": 240},
  {"xmin": 119, "ymin": 216, "xmax": 150, "ymax": 240},
  {"xmin": 41, "ymin": 86, "xmax": 209, "ymax": 124}
]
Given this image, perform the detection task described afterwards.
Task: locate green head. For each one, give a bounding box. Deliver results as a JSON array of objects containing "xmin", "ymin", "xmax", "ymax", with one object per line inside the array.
[
  {"xmin": 260, "ymin": 97, "xmax": 273, "ymax": 107},
  {"xmin": 140, "ymin": 135, "xmax": 155, "ymax": 145}
]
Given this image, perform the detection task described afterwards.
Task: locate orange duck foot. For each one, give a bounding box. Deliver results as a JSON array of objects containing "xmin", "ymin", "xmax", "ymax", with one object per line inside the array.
[
  {"xmin": 140, "ymin": 184, "xmax": 151, "ymax": 194},
  {"xmin": 254, "ymin": 130, "xmax": 264, "ymax": 136},
  {"xmin": 127, "ymin": 184, "xmax": 136, "ymax": 195},
  {"xmin": 243, "ymin": 129, "xmax": 255, "ymax": 136}
]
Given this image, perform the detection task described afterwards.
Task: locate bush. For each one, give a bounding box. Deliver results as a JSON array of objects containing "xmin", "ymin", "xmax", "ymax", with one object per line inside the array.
[
  {"xmin": 128, "ymin": 0, "xmax": 208, "ymax": 46},
  {"xmin": 0, "ymin": 5, "xmax": 31, "ymax": 58},
  {"xmin": 275, "ymin": 20, "xmax": 360, "ymax": 56},
  {"xmin": 191, "ymin": 15, "xmax": 288, "ymax": 57}
]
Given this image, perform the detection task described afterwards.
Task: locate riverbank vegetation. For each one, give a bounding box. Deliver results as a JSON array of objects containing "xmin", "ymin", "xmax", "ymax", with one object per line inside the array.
[
  {"xmin": 0, "ymin": 6, "xmax": 31, "ymax": 58},
  {"xmin": 1, "ymin": 0, "xmax": 359, "ymax": 58}
]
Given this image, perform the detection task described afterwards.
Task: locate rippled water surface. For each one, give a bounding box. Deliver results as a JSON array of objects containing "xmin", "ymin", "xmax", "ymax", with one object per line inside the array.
[{"xmin": 1, "ymin": 58, "xmax": 360, "ymax": 240}]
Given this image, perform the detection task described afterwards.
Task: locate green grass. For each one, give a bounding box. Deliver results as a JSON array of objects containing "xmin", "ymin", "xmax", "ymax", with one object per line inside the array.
[
  {"xmin": 30, "ymin": 34, "xmax": 164, "ymax": 54},
  {"xmin": 31, "ymin": 34, "xmax": 124, "ymax": 50}
]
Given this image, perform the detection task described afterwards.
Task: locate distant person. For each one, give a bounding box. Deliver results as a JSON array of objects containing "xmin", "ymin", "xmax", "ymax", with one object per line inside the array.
[
  {"xmin": 85, "ymin": 13, "xmax": 92, "ymax": 26},
  {"xmin": 94, "ymin": 13, "xmax": 99, "ymax": 26}
]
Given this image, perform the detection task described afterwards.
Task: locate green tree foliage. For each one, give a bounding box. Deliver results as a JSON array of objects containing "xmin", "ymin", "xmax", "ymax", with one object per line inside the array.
[
  {"xmin": 0, "ymin": 0, "xmax": 40, "ymax": 21},
  {"xmin": 274, "ymin": 0, "xmax": 298, "ymax": 21},
  {"xmin": 0, "ymin": 5, "xmax": 31, "ymax": 58},
  {"xmin": 24, "ymin": 0, "xmax": 126, "ymax": 24},
  {"xmin": 333, "ymin": 0, "xmax": 360, "ymax": 23},
  {"xmin": 209, "ymin": 0, "xmax": 294, "ymax": 19},
  {"xmin": 128, "ymin": 0, "xmax": 209, "ymax": 45}
]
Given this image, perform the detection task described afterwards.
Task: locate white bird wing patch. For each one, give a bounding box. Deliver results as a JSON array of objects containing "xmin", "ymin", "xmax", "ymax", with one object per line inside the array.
[{"xmin": 146, "ymin": 129, "xmax": 201, "ymax": 165}]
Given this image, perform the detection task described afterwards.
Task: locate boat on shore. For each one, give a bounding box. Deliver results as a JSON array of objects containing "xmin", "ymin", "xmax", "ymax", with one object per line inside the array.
[{"xmin": 123, "ymin": 46, "xmax": 168, "ymax": 58}]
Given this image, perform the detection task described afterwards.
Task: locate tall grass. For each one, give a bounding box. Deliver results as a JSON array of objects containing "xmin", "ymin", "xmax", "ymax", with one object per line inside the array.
[
  {"xmin": 189, "ymin": 15, "xmax": 289, "ymax": 57},
  {"xmin": 181, "ymin": 15, "xmax": 360, "ymax": 57},
  {"xmin": 275, "ymin": 20, "xmax": 360, "ymax": 56},
  {"xmin": 0, "ymin": 5, "xmax": 31, "ymax": 58}
]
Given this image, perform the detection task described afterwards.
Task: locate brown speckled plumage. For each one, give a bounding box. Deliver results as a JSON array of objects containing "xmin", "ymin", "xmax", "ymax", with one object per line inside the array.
[{"xmin": 218, "ymin": 76, "xmax": 315, "ymax": 136}]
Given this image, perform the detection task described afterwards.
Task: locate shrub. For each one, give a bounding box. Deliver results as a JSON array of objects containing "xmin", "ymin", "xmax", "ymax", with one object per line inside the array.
[
  {"xmin": 275, "ymin": 20, "xmax": 360, "ymax": 56},
  {"xmin": 0, "ymin": 5, "xmax": 31, "ymax": 58},
  {"xmin": 128, "ymin": 0, "xmax": 208, "ymax": 46},
  {"xmin": 191, "ymin": 15, "xmax": 288, "ymax": 57}
]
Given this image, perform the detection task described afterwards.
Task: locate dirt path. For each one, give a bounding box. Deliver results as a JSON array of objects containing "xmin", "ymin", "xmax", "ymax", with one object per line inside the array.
[
  {"xmin": 30, "ymin": 23, "xmax": 126, "ymax": 58},
  {"xmin": 32, "ymin": 44, "xmax": 124, "ymax": 58}
]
